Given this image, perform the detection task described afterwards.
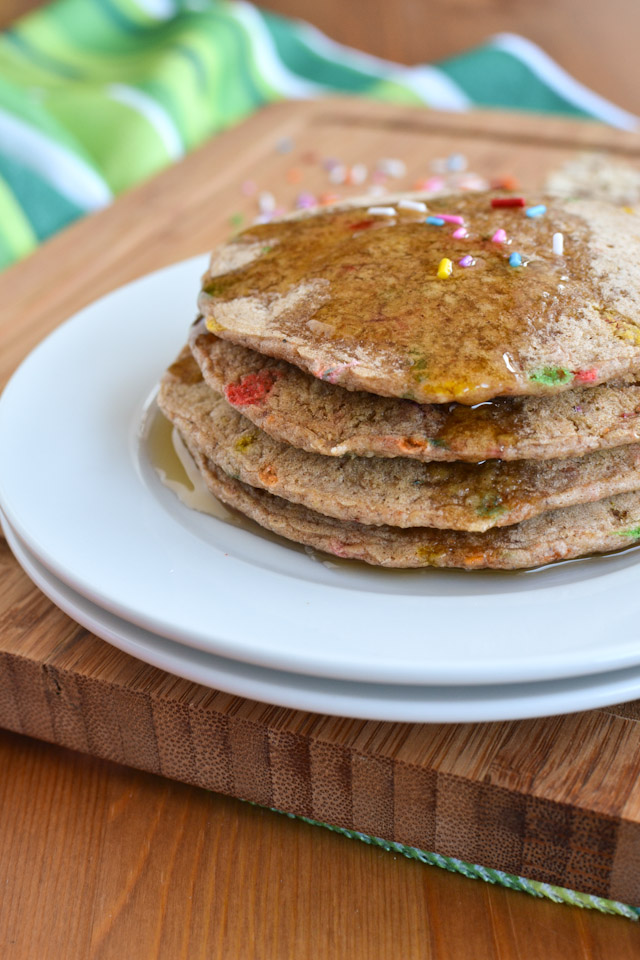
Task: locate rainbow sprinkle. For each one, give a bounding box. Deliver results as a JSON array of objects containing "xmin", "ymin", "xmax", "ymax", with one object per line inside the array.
[
  {"xmin": 553, "ymin": 232, "xmax": 564, "ymax": 255},
  {"xmin": 458, "ymin": 255, "xmax": 475, "ymax": 268},
  {"xmin": 349, "ymin": 163, "xmax": 368, "ymax": 185},
  {"xmin": 437, "ymin": 258, "xmax": 453, "ymax": 278},
  {"xmin": 367, "ymin": 206, "xmax": 396, "ymax": 217},
  {"xmin": 397, "ymin": 199, "xmax": 428, "ymax": 213},
  {"xmin": 296, "ymin": 192, "xmax": 316, "ymax": 209},
  {"xmin": 426, "ymin": 216, "xmax": 446, "ymax": 226},
  {"xmin": 452, "ymin": 226, "xmax": 468, "ymax": 239},
  {"xmin": 492, "ymin": 197, "xmax": 526, "ymax": 208},
  {"xmin": 509, "ymin": 252, "xmax": 523, "ymax": 267},
  {"xmin": 491, "ymin": 228, "xmax": 507, "ymax": 243},
  {"xmin": 438, "ymin": 214, "xmax": 465, "ymax": 225},
  {"xmin": 526, "ymin": 204, "xmax": 547, "ymax": 218}
]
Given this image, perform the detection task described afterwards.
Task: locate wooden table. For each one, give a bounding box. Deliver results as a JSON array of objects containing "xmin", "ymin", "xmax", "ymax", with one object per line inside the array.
[{"xmin": 3, "ymin": 99, "xmax": 640, "ymax": 958}]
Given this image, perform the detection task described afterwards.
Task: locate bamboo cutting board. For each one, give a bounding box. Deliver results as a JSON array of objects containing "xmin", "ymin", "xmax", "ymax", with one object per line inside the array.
[{"xmin": 3, "ymin": 98, "xmax": 640, "ymax": 907}]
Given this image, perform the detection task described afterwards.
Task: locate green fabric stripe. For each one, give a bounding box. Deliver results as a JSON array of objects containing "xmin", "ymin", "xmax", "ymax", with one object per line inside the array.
[
  {"xmin": 0, "ymin": 152, "xmax": 83, "ymax": 242},
  {"xmin": 45, "ymin": 89, "xmax": 173, "ymax": 191},
  {"xmin": 264, "ymin": 11, "xmax": 383, "ymax": 92},
  {"xmin": 3, "ymin": 28, "xmax": 82, "ymax": 78},
  {"xmin": 436, "ymin": 46, "xmax": 592, "ymax": 118},
  {"xmin": 0, "ymin": 172, "xmax": 38, "ymax": 265}
]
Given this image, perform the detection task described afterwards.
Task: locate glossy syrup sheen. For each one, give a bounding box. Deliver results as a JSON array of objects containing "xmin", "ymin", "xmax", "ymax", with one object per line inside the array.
[
  {"xmin": 199, "ymin": 195, "xmax": 593, "ymax": 404},
  {"xmin": 147, "ymin": 406, "xmax": 640, "ymax": 582}
]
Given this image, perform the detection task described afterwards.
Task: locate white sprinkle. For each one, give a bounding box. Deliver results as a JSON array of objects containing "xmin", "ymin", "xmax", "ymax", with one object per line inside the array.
[
  {"xmin": 447, "ymin": 153, "xmax": 467, "ymax": 172},
  {"xmin": 397, "ymin": 199, "xmax": 428, "ymax": 213},
  {"xmin": 258, "ymin": 190, "xmax": 276, "ymax": 213},
  {"xmin": 553, "ymin": 232, "xmax": 564, "ymax": 255},
  {"xmin": 367, "ymin": 206, "xmax": 396, "ymax": 217},
  {"xmin": 350, "ymin": 163, "xmax": 368, "ymax": 185},
  {"xmin": 377, "ymin": 158, "xmax": 406, "ymax": 178},
  {"xmin": 328, "ymin": 163, "xmax": 347, "ymax": 185}
]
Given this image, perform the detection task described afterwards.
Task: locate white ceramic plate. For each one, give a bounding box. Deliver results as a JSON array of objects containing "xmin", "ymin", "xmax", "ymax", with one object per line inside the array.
[
  {"xmin": 2, "ymin": 256, "xmax": 640, "ymax": 687},
  {"xmin": 7, "ymin": 513, "xmax": 640, "ymax": 723}
]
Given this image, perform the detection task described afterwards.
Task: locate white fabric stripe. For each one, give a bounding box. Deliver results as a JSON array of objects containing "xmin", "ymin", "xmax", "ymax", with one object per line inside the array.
[
  {"xmin": 295, "ymin": 20, "xmax": 470, "ymax": 109},
  {"xmin": 0, "ymin": 107, "xmax": 111, "ymax": 210},
  {"xmin": 489, "ymin": 33, "xmax": 639, "ymax": 132},
  {"xmin": 391, "ymin": 65, "xmax": 471, "ymax": 110},
  {"xmin": 229, "ymin": 2, "xmax": 324, "ymax": 98},
  {"xmin": 133, "ymin": 0, "xmax": 177, "ymax": 18},
  {"xmin": 106, "ymin": 84, "xmax": 184, "ymax": 160}
]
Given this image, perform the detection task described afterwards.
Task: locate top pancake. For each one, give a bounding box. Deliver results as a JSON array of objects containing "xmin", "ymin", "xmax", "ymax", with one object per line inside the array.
[{"xmin": 197, "ymin": 192, "xmax": 640, "ymax": 404}]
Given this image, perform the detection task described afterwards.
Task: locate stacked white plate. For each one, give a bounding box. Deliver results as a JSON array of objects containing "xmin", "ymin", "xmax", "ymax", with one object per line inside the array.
[{"xmin": 2, "ymin": 257, "xmax": 640, "ymax": 724}]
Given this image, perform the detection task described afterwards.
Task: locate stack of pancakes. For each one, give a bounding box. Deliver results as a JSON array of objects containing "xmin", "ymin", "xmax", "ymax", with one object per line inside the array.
[{"xmin": 158, "ymin": 192, "xmax": 640, "ymax": 569}]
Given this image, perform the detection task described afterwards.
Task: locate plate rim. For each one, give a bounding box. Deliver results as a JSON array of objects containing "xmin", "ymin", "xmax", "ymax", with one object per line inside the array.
[{"xmin": 2, "ymin": 255, "xmax": 640, "ymax": 687}]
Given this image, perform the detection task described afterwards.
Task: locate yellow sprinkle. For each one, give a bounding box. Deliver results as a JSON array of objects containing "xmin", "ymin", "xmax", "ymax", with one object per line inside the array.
[
  {"xmin": 234, "ymin": 433, "xmax": 257, "ymax": 453},
  {"xmin": 205, "ymin": 316, "xmax": 225, "ymax": 333},
  {"xmin": 437, "ymin": 258, "xmax": 453, "ymax": 279}
]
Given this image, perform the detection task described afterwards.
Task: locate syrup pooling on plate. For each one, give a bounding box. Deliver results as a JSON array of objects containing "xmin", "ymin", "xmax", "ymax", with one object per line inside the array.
[{"xmin": 196, "ymin": 194, "xmax": 634, "ymax": 404}]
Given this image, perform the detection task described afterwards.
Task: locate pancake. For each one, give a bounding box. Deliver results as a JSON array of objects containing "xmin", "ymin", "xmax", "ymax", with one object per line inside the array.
[
  {"xmin": 197, "ymin": 192, "xmax": 640, "ymax": 404},
  {"xmin": 158, "ymin": 350, "xmax": 640, "ymax": 533},
  {"xmin": 191, "ymin": 322, "xmax": 640, "ymax": 462},
  {"xmin": 184, "ymin": 440, "xmax": 640, "ymax": 569}
]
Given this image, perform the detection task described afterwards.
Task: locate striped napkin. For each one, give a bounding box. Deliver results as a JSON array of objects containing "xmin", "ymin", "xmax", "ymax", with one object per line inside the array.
[
  {"xmin": 0, "ymin": 0, "xmax": 637, "ymax": 271},
  {"xmin": 2, "ymin": 0, "xmax": 639, "ymax": 919}
]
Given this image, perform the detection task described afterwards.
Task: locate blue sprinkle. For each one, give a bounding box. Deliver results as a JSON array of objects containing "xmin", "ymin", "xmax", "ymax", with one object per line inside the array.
[
  {"xmin": 526, "ymin": 204, "xmax": 547, "ymax": 218},
  {"xmin": 425, "ymin": 216, "xmax": 446, "ymax": 226},
  {"xmin": 446, "ymin": 153, "xmax": 467, "ymax": 172},
  {"xmin": 509, "ymin": 252, "xmax": 523, "ymax": 267}
]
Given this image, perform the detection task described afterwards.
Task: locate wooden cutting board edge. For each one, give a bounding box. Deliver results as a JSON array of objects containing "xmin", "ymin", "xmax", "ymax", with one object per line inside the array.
[{"xmin": 3, "ymin": 98, "xmax": 640, "ymax": 905}]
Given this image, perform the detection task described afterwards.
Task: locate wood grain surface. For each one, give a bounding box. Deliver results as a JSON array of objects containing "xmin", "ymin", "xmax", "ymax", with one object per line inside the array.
[
  {"xmin": 3, "ymin": 100, "xmax": 640, "ymax": 957},
  {"xmin": 5, "ymin": 727, "xmax": 640, "ymax": 960}
]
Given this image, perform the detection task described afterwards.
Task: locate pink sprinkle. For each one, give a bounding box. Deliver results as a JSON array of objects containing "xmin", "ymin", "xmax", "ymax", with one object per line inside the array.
[
  {"xmin": 439, "ymin": 214, "xmax": 464, "ymax": 225},
  {"xmin": 295, "ymin": 191, "xmax": 316, "ymax": 209},
  {"xmin": 452, "ymin": 227, "xmax": 468, "ymax": 239},
  {"xmin": 491, "ymin": 229, "xmax": 507, "ymax": 243},
  {"xmin": 458, "ymin": 255, "xmax": 475, "ymax": 268},
  {"xmin": 421, "ymin": 176, "xmax": 445, "ymax": 192}
]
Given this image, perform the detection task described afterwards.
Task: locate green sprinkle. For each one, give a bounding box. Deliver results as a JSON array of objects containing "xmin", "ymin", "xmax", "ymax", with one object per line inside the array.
[
  {"xmin": 429, "ymin": 438, "xmax": 448, "ymax": 449},
  {"xmin": 262, "ymin": 245, "xmax": 273, "ymax": 254},
  {"xmin": 528, "ymin": 366, "xmax": 573, "ymax": 386},
  {"xmin": 229, "ymin": 212, "xmax": 244, "ymax": 227},
  {"xmin": 409, "ymin": 353, "xmax": 429, "ymax": 383},
  {"xmin": 617, "ymin": 527, "xmax": 640, "ymax": 538}
]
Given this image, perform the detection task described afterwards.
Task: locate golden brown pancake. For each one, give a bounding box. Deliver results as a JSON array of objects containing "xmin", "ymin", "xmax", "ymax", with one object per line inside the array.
[
  {"xmin": 184, "ymin": 439, "xmax": 640, "ymax": 570},
  {"xmin": 197, "ymin": 193, "xmax": 640, "ymax": 404},
  {"xmin": 191, "ymin": 324, "xmax": 640, "ymax": 462},
  {"xmin": 158, "ymin": 350, "xmax": 640, "ymax": 533}
]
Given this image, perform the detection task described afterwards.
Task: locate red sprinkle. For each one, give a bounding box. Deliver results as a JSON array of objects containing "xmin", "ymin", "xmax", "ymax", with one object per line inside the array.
[
  {"xmin": 225, "ymin": 370, "xmax": 282, "ymax": 406},
  {"xmin": 574, "ymin": 368, "xmax": 598, "ymax": 383},
  {"xmin": 349, "ymin": 219, "xmax": 376, "ymax": 231},
  {"xmin": 491, "ymin": 197, "xmax": 526, "ymax": 208}
]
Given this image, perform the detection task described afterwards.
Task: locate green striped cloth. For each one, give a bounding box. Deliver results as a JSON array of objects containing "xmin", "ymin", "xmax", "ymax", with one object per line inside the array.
[
  {"xmin": 0, "ymin": 0, "xmax": 637, "ymax": 270},
  {"xmin": 2, "ymin": 0, "xmax": 639, "ymax": 918}
]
